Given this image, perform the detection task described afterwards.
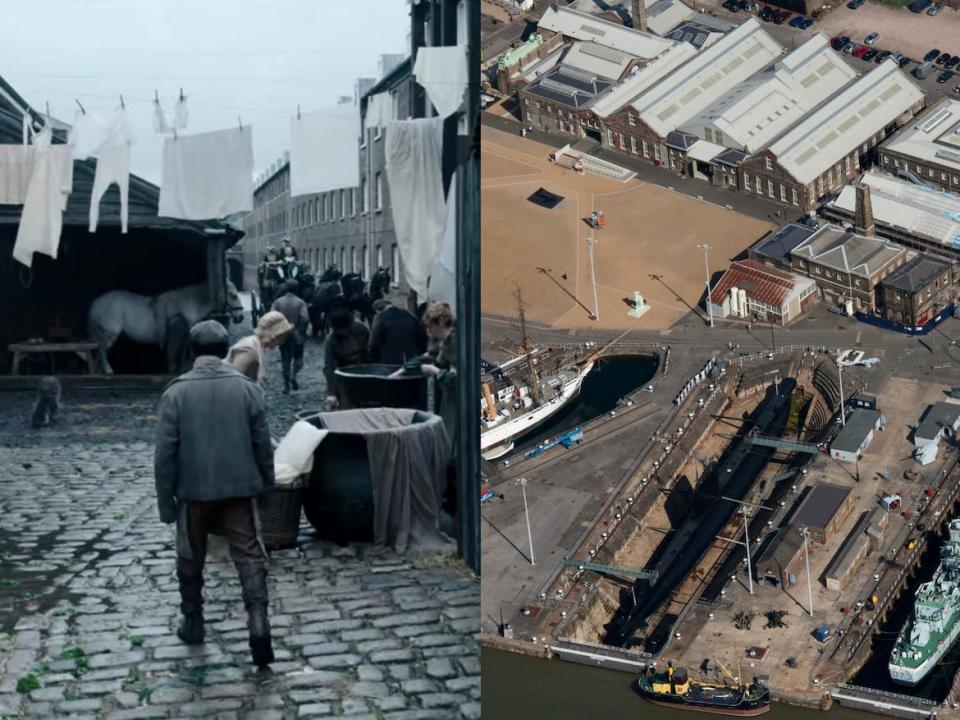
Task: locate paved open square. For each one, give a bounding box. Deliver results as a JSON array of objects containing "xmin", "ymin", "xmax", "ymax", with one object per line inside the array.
[{"xmin": 482, "ymin": 128, "xmax": 774, "ymax": 330}]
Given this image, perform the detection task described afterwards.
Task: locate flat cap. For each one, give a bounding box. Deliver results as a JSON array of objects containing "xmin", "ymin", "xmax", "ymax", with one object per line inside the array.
[{"xmin": 189, "ymin": 319, "xmax": 229, "ymax": 345}]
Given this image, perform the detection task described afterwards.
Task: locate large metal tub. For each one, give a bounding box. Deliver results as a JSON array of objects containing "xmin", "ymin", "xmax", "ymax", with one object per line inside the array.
[{"xmin": 334, "ymin": 363, "xmax": 426, "ymax": 410}]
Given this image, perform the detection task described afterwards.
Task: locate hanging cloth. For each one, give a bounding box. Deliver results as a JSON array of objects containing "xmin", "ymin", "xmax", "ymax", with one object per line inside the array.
[
  {"xmin": 413, "ymin": 45, "xmax": 468, "ymax": 119},
  {"xmin": 427, "ymin": 169, "xmax": 458, "ymax": 313},
  {"xmin": 385, "ymin": 117, "xmax": 446, "ymax": 297},
  {"xmin": 0, "ymin": 145, "xmax": 38, "ymax": 205},
  {"xmin": 12, "ymin": 128, "xmax": 73, "ymax": 268},
  {"xmin": 158, "ymin": 126, "xmax": 253, "ymax": 220},
  {"xmin": 153, "ymin": 97, "xmax": 189, "ymax": 134},
  {"xmin": 289, "ymin": 105, "xmax": 360, "ymax": 196},
  {"xmin": 365, "ymin": 93, "xmax": 395, "ymax": 128},
  {"xmin": 88, "ymin": 109, "xmax": 132, "ymax": 234},
  {"xmin": 69, "ymin": 109, "xmax": 112, "ymax": 160}
]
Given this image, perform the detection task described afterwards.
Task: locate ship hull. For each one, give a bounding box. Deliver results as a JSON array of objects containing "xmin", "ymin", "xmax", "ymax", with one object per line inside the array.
[
  {"xmin": 480, "ymin": 363, "xmax": 590, "ymax": 459},
  {"xmin": 889, "ymin": 612, "xmax": 960, "ymax": 686},
  {"xmin": 637, "ymin": 686, "xmax": 770, "ymax": 717}
]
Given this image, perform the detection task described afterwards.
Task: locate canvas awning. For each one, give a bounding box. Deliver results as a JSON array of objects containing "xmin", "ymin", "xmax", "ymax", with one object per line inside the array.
[{"xmin": 686, "ymin": 139, "xmax": 726, "ymax": 164}]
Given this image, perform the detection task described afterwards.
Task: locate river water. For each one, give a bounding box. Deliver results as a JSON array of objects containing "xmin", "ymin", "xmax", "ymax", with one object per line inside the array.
[
  {"xmin": 508, "ymin": 354, "xmax": 659, "ymax": 457},
  {"xmin": 481, "ymin": 648, "xmax": 883, "ymax": 719}
]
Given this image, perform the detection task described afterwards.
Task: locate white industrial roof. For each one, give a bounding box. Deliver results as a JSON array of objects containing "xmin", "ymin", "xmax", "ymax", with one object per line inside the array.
[
  {"xmin": 831, "ymin": 171, "xmax": 960, "ymax": 250},
  {"xmin": 645, "ymin": 0, "xmax": 696, "ymax": 36},
  {"xmin": 687, "ymin": 139, "xmax": 727, "ymax": 162},
  {"xmin": 591, "ymin": 42, "xmax": 698, "ymax": 118},
  {"xmin": 681, "ymin": 35, "xmax": 856, "ymax": 152},
  {"xmin": 881, "ymin": 98, "xmax": 960, "ymax": 174},
  {"xmin": 767, "ymin": 60, "xmax": 923, "ymax": 186},
  {"xmin": 563, "ymin": 41, "xmax": 636, "ymax": 80},
  {"xmin": 538, "ymin": 5, "xmax": 677, "ymax": 60},
  {"xmin": 630, "ymin": 18, "xmax": 784, "ymax": 138}
]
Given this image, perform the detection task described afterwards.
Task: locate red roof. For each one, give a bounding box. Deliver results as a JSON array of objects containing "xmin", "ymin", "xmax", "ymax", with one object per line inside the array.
[{"xmin": 709, "ymin": 260, "xmax": 799, "ymax": 309}]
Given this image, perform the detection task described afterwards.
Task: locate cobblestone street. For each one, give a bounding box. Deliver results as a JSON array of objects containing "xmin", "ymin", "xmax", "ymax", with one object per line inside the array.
[{"xmin": 0, "ymin": 338, "xmax": 480, "ymax": 719}]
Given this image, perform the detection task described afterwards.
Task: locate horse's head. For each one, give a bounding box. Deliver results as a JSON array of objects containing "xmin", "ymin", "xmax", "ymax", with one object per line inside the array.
[{"xmin": 225, "ymin": 280, "xmax": 244, "ymax": 324}]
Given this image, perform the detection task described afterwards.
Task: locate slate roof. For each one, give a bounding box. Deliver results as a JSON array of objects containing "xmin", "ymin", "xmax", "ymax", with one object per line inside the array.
[
  {"xmin": 878, "ymin": 254, "xmax": 952, "ymax": 293},
  {"xmin": 791, "ymin": 483, "xmax": 851, "ymax": 530},
  {"xmin": 792, "ymin": 225, "xmax": 910, "ymax": 279},
  {"xmin": 751, "ymin": 223, "xmax": 816, "ymax": 266},
  {"xmin": 524, "ymin": 63, "xmax": 613, "ymax": 108}
]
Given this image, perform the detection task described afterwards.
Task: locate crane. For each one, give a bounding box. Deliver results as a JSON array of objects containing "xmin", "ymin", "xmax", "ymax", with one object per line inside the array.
[{"xmin": 714, "ymin": 657, "xmax": 742, "ymax": 688}]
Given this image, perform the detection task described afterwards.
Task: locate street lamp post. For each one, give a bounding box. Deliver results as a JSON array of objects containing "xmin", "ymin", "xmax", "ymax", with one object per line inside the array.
[
  {"xmin": 741, "ymin": 508, "xmax": 754, "ymax": 595},
  {"xmin": 698, "ymin": 243, "xmax": 714, "ymax": 328},
  {"xmin": 800, "ymin": 526, "xmax": 814, "ymax": 617},
  {"xmin": 837, "ymin": 349, "xmax": 846, "ymax": 427},
  {"xmin": 518, "ymin": 477, "xmax": 535, "ymax": 565},
  {"xmin": 587, "ymin": 237, "xmax": 599, "ymax": 322}
]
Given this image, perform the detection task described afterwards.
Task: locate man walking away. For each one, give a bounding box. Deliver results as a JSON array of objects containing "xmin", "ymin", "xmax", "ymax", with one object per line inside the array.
[
  {"xmin": 271, "ymin": 280, "xmax": 310, "ymax": 393},
  {"xmin": 154, "ymin": 320, "xmax": 276, "ymax": 667},
  {"xmin": 368, "ymin": 292, "xmax": 427, "ymax": 365},
  {"xmin": 323, "ymin": 306, "xmax": 370, "ymax": 409}
]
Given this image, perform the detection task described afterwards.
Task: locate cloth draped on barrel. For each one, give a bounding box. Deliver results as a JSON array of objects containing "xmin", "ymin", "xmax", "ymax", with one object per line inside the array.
[{"xmin": 314, "ymin": 407, "xmax": 453, "ymax": 553}]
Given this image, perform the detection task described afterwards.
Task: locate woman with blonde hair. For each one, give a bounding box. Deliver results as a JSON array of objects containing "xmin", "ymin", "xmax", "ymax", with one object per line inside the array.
[
  {"xmin": 420, "ymin": 302, "xmax": 457, "ymax": 453},
  {"xmin": 228, "ymin": 311, "xmax": 293, "ymax": 384}
]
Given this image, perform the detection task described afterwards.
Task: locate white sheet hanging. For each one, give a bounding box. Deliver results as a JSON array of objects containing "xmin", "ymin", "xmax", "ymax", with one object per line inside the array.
[
  {"xmin": 428, "ymin": 169, "xmax": 458, "ymax": 313},
  {"xmin": 385, "ymin": 117, "xmax": 446, "ymax": 298},
  {"xmin": 413, "ymin": 45, "xmax": 468, "ymax": 119},
  {"xmin": 158, "ymin": 126, "xmax": 254, "ymax": 220},
  {"xmin": 69, "ymin": 110, "xmax": 111, "ymax": 160},
  {"xmin": 87, "ymin": 110, "xmax": 132, "ymax": 233},
  {"xmin": 153, "ymin": 98, "xmax": 189, "ymax": 134},
  {"xmin": 12, "ymin": 128, "xmax": 73, "ymax": 268},
  {"xmin": 0, "ymin": 145, "xmax": 37, "ymax": 205},
  {"xmin": 289, "ymin": 106, "xmax": 360, "ymax": 197}
]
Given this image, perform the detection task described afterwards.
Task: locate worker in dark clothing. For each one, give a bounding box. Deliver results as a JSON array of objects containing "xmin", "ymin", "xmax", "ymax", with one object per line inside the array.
[
  {"xmin": 271, "ymin": 280, "xmax": 310, "ymax": 393},
  {"xmin": 154, "ymin": 320, "xmax": 276, "ymax": 667},
  {"xmin": 368, "ymin": 295, "xmax": 427, "ymax": 365},
  {"xmin": 323, "ymin": 307, "xmax": 370, "ymax": 409}
]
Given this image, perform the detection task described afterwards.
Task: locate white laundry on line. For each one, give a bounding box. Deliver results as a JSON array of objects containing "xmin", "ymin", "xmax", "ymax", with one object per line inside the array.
[
  {"xmin": 153, "ymin": 98, "xmax": 189, "ymax": 134},
  {"xmin": 413, "ymin": 45, "xmax": 468, "ymax": 119},
  {"xmin": 365, "ymin": 93, "xmax": 395, "ymax": 128},
  {"xmin": 289, "ymin": 106, "xmax": 360, "ymax": 197},
  {"xmin": 385, "ymin": 117, "xmax": 446, "ymax": 298},
  {"xmin": 158, "ymin": 126, "xmax": 254, "ymax": 220},
  {"xmin": 0, "ymin": 144, "xmax": 37, "ymax": 205},
  {"xmin": 12, "ymin": 129, "xmax": 73, "ymax": 268},
  {"xmin": 428, "ymin": 169, "xmax": 458, "ymax": 313},
  {"xmin": 83, "ymin": 109, "xmax": 133, "ymax": 234}
]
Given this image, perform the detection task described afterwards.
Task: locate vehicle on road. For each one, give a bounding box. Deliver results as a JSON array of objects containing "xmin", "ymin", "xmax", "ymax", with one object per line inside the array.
[
  {"xmin": 908, "ymin": 0, "xmax": 932, "ymax": 12},
  {"xmin": 915, "ymin": 61, "xmax": 936, "ymax": 79},
  {"xmin": 938, "ymin": 70, "xmax": 954, "ymax": 84},
  {"xmin": 863, "ymin": 49, "xmax": 879, "ymax": 61},
  {"xmin": 924, "ymin": 48, "xmax": 941, "ymax": 62},
  {"xmin": 865, "ymin": 32, "xmax": 879, "ymax": 45},
  {"xmin": 937, "ymin": 52, "xmax": 951, "ymax": 65},
  {"xmin": 928, "ymin": 2, "xmax": 943, "ymax": 14},
  {"xmin": 848, "ymin": 0, "xmax": 865, "ymax": 8},
  {"xmin": 854, "ymin": 45, "xmax": 869, "ymax": 58},
  {"xmin": 946, "ymin": 56, "xmax": 959, "ymax": 69}
]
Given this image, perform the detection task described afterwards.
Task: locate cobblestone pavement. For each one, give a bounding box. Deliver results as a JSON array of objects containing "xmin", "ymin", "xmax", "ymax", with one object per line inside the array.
[{"xmin": 0, "ymin": 338, "xmax": 480, "ymax": 719}]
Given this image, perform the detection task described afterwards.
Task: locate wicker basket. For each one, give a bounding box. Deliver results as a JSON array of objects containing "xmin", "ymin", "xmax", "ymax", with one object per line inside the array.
[{"xmin": 258, "ymin": 481, "xmax": 305, "ymax": 551}]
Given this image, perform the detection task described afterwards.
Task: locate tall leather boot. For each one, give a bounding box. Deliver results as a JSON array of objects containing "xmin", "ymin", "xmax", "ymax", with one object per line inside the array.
[
  {"xmin": 176, "ymin": 558, "xmax": 205, "ymax": 645},
  {"xmin": 237, "ymin": 560, "xmax": 274, "ymax": 667}
]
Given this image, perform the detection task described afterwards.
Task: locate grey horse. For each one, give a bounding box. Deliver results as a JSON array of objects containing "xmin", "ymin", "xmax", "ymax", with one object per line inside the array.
[{"xmin": 87, "ymin": 281, "xmax": 244, "ymax": 374}]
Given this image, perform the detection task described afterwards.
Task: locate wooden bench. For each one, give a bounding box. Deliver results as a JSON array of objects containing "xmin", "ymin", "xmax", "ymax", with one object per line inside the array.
[{"xmin": 8, "ymin": 341, "xmax": 100, "ymax": 375}]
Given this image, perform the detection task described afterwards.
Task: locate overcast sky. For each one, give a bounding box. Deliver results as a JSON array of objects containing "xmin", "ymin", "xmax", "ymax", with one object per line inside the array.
[{"xmin": 0, "ymin": 0, "xmax": 409, "ymax": 184}]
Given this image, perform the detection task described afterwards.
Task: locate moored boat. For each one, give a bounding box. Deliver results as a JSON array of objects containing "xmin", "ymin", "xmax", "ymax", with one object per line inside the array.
[{"xmin": 637, "ymin": 662, "xmax": 771, "ymax": 716}]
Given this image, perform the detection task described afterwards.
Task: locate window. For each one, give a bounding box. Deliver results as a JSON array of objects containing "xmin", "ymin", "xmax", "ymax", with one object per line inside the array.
[
  {"xmin": 362, "ymin": 246, "xmax": 369, "ymax": 280},
  {"xmin": 535, "ymin": 101, "xmax": 541, "ymax": 110},
  {"xmin": 377, "ymin": 245, "xmax": 384, "ymax": 271},
  {"xmin": 765, "ymin": 157, "xmax": 773, "ymax": 171},
  {"xmin": 642, "ymin": 140, "xmax": 649, "ymax": 158},
  {"xmin": 322, "ymin": 248, "xmax": 328, "ymax": 269},
  {"xmin": 351, "ymin": 188, "xmax": 356, "ymax": 216},
  {"xmin": 361, "ymin": 178, "xmax": 368, "ymax": 213},
  {"xmin": 545, "ymin": 104, "xmax": 551, "ymax": 113},
  {"xmin": 340, "ymin": 189, "xmax": 346, "ymax": 219},
  {"xmin": 340, "ymin": 247, "xmax": 346, "ymax": 270},
  {"xmin": 628, "ymin": 114, "xmax": 636, "ymax": 126},
  {"xmin": 714, "ymin": 130, "xmax": 723, "ymax": 145},
  {"xmin": 780, "ymin": 184, "xmax": 787, "ymax": 202},
  {"xmin": 941, "ymin": 172, "xmax": 948, "ymax": 182},
  {"xmin": 845, "ymin": 156, "xmax": 851, "ymax": 174},
  {"xmin": 881, "ymin": 154, "xmax": 889, "ymax": 165},
  {"xmin": 375, "ymin": 172, "xmax": 383, "ymax": 211},
  {"xmin": 704, "ymin": 128, "xmax": 713, "ymax": 142},
  {"xmin": 391, "ymin": 244, "xmax": 400, "ymax": 287},
  {"xmin": 630, "ymin": 136, "xmax": 637, "ymax": 154},
  {"xmin": 743, "ymin": 172, "xmax": 751, "ymax": 191},
  {"xmin": 351, "ymin": 247, "xmax": 358, "ymax": 274},
  {"xmin": 767, "ymin": 179, "xmax": 774, "ymax": 197},
  {"xmin": 607, "ymin": 129, "xmax": 614, "ymax": 146},
  {"xmin": 791, "ymin": 188, "xmax": 798, "ymax": 206},
  {"xmin": 928, "ymin": 168, "xmax": 934, "ymax": 178},
  {"xmin": 617, "ymin": 132, "xmax": 625, "ymax": 149},
  {"xmin": 815, "ymin": 266, "xmax": 822, "ymax": 275}
]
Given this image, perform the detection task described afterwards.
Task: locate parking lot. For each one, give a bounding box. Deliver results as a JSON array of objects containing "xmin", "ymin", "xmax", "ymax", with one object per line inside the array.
[{"xmin": 707, "ymin": 1, "xmax": 960, "ymax": 101}]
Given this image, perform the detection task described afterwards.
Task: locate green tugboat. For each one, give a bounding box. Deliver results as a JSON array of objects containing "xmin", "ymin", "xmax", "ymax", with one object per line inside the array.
[{"xmin": 637, "ymin": 660, "xmax": 771, "ymax": 716}]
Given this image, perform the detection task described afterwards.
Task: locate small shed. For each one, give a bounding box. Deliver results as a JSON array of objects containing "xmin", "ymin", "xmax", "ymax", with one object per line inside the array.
[
  {"xmin": 755, "ymin": 527, "xmax": 808, "ymax": 588},
  {"xmin": 790, "ymin": 482, "xmax": 854, "ymax": 544},
  {"xmin": 914, "ymin": 402, "xmax": 960, "ymax": 447},
  {"xmin": 824, "ymin": 511, "xmax": 871, "ymax": 591},
  {"xmin": 0, "ymin": 75, "xmax": 243, "ymax": 374},
  {"xmin": 830, "ymin": 408, "xmax": 882, "ymax": 463}
]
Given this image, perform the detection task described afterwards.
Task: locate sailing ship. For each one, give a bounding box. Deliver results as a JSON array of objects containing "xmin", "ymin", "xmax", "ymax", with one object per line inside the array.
[{"xmin": 637, "ymin": 660, "xmax": 771, "ymax": 716}]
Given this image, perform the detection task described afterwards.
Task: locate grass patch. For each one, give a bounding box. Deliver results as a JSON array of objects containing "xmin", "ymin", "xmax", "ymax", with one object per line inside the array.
[
  {"xmin": 125, "ymin": 668, "xmax": 141, "ymax": 686},
  {"xmin": 15, "ymin": 674, "xmax": 39, "ymax": 694},
  {"xmin": 181, "ymin": 665, "xmax": 209, "ymax": 688},
  {"xmin": 60, "ymin": 647, "xmax": 89, "ymax": 677},
  {"xmin": 137, "ymin": 686, "xmax": 153, "ymax": 703}
]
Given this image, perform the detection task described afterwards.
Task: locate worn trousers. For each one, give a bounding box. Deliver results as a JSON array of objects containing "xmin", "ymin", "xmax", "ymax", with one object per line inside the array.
[
  {"xmin": 279, "ymin": 337, "xmax": 305, "ymax": 382},
  {"xmin": 175, "ymin": 498, "xmax": 266, "ymax": 615}
]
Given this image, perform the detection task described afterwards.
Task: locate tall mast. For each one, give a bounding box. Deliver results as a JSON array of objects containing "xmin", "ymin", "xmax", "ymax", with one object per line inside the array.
[{"xmin": 516, "ymin": 288, "xmax": 542, "ymax": 404}]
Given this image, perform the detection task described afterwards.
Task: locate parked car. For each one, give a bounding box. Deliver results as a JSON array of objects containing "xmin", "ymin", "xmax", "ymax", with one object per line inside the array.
[
  {"xmin": 854, "ymin": 45, "xmax": 870, "ymax": 58},
  {"xmin": 875, "ymin": 50, "xmax": 892, "ymax": 63},
  {"xmin": 892, "ymin": 50, "xmax": 904, "ymax": 63},
  {"xmin": 759, "ymin": 6, "xmax": 774, "ymax": 19},
  {"xmin": 908, "ymin": 0, "xmax": 932, "ymax": 12},
  {"xmin": 924, "ymin": 48, "xmax": 941, "ymax": 62},
  {"xmin": 946, "ymin": 56, "xmax": 960, "ymax": 69},
  {"xmin": 723, "ymin": 0, "xmax": 740, "ymax": 11},
  {"xmin": 954, "ymin": 84, "xmax": 960, "ymax": 94},
  {"xmin": 775, "ymin": 9, "xmax": 791, "ymax": 22},
  {"xmin": 799, "ymin": 17, "xmax": 814, "ymax": 28},
  {"xmin": 899, "ymin": 57, "xmax": 914, "ymax": 68},
  {"xmin": 937, "ymin": 52, "xmax": 951, "ymax": 65},
  {"xmin": 937, "ymin": 70, "xmax": 954, "ymax": 84},
  {"xmin": 928, "ymin": 2, "xmax": 943, "ymax": 14},
  {"xmin": 844, "ymin": 43, "xmax": 859, "ymax": 55},
  {"xmin": 831, "ymin": 35, "xmax": 850, "ymax": 50},
  {"xmin": 864, "ymin": 32, "xmax": 879, "ymax": 45},
  {"xmin": 863, "ymin": 49, "xmax": 879, "ymax": 61},
  {"xmin": 739, "ymin": 1, "xmax": 757, "ymax": 10},
  {"xmin": 789, "ymin": 14, "xmax": 804, "ymax": 25},
  {"xmin": 848, "ymin": 0, "xmax": 865, "ymax": 8}
]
